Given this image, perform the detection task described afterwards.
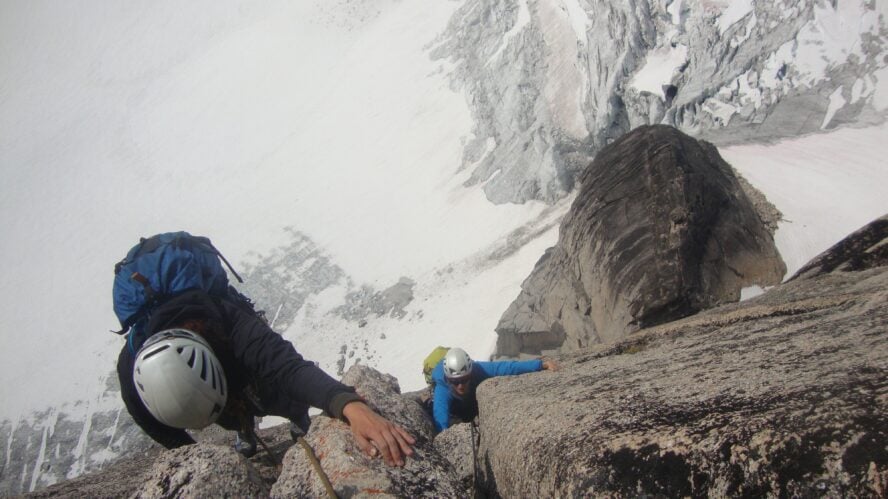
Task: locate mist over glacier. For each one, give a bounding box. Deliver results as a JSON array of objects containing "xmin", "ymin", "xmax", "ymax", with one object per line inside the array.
[{"xmin": 1, "ymin": 0, "xmax": 886, "ymax": 493}]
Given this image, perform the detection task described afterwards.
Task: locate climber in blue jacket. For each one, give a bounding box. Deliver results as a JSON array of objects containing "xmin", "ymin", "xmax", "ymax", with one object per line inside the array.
[{"xmin": 431, "ymin": 347, "xmax": 560, "ymax": 432}]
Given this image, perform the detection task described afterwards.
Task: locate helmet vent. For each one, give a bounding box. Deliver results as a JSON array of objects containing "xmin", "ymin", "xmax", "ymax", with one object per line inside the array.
[
  {"xmin": 216, "ymin": 366, "xmax": 226, "ymax": 396},
  {"xmin": 200, "ymin": 351, "xmax": 208, "ymax": 380},
  {"xmin": 141, "ymin": 345, "xmax": 170, "ymax": 361},
  {"xmin": 132, "ymin": 327, "xmax": 227, "ymax": 429}
]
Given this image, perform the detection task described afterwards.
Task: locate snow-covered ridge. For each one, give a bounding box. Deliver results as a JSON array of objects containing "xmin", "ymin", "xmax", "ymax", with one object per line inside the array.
[
  {"xmin": 701, "ymin": 0, "xmax": 887, "ymax": 130},
  {"xmin": 438, "ymin": 0, "xmax": 888, "ymax": 203}
]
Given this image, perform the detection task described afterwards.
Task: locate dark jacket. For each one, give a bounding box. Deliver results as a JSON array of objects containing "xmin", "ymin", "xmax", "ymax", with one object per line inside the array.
[{"xmin": 117, "ymin": 289, "xmax": 361, "ymax": 448}]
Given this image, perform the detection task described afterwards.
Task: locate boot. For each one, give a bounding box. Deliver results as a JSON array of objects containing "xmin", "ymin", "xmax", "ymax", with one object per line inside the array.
[
  {"xmin": 289, "ymin": 412, "xmax": 311, "ymax": 441},
  {"xmin": 234, "ymin": 430, "xmax": 257, "ymax": 458}
]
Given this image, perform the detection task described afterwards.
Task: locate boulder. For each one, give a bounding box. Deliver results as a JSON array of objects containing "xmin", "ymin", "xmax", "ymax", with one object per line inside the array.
[
  {"xmin": 496, "ymin": 125, "xmax": 786, "ymax": 356},
  {"xmin": 434, "ymin": 423, "xmax": 477, "ymax": 495},
  {"xmin": 476, "ymin": 217, "xmax": 888, "ymax": 497},
  {"xmin": 270, "ymin": 365, "xmax": 461, "ymax": 498},
  {"xmin": 131, "ymin": 444, "xmax": 268, "ymax": 498}
]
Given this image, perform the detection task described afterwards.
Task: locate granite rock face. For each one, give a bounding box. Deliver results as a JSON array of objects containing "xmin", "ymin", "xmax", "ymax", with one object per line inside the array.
[
  {"xmin": 434, "ymin": 422, "xmax": 477, "ymax": 496},
  {"xmin": 496, "ymin": 125, "xmax": 785, "ymax": 356},
  {"xmin": 131, "ymin": 444, "xmax": 268, "ymax": 498},
  {"xmin": 477, "ymin": 216, "xmax": 888, "ymax": 497},
  {"xmin": 270, "ymin": 365, "xmax": 461, "ymax": 498}
]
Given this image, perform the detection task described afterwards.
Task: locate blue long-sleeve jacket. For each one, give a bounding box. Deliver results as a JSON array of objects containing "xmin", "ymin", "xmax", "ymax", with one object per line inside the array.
[{"xmin": 431, "ymin": 358, "xmax": 542, "ymax": 432}]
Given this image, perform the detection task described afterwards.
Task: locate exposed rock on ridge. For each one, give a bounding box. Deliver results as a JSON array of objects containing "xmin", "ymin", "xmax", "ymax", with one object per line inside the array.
[
  {"xmin": 433, "ymin": 0, "xmax": 656, "ymax": 203},
  {"xmin": 434, "ymin": 0, "xmax": 888, "ymax": 204},
  {"xmin": 271, "ymin": 365, "xmax": 459, "ymax": 498},
  {"xmin": 477, "ymin": 215, "xmax": 888, "ymax": 497},
  {"xmin": 496, "ymin": 125, "xmax": 785, "ymax": 356},
  {"xmin": 238, "ymin": 228, "xmax": 416, "ymax": 332}
]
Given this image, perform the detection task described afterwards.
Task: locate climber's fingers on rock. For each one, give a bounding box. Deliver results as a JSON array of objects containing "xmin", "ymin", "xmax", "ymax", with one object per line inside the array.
[
  {"xmin": 394, "ymin": 424, "xmax": 416, "ymax": 451},
  {"xmin": 353, "ymin": 432, "xmax": 376, "ymax": 458}
]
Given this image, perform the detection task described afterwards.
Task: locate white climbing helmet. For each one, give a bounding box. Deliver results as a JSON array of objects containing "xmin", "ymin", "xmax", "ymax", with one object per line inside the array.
[
  {"xmin": 133, "ymin": 328, "xmax": 227, "ymax": 429},
  {"xmin": 443, "ymin": 348, "xmax": 474, "ymax": 380}
]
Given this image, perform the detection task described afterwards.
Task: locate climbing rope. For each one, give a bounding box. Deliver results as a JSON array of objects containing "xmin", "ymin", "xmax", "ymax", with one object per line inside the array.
[
  {"xmin": 237, "ymin": 410, "xmax": 335, "ymax": 497},
  {"xmin": 239, "ymin": 414, "xmax": 280, "ymax": 468},
  {"xmin": 471, "ymin": 419, "xmax": 481, "ymax": 498},
  {"xmin": 296, "ymin": 435, "xmax": 338, "ymax": 499},
  {"xmin": 253, "ymin": 432, "xmax": 281, "ymax": 468}
]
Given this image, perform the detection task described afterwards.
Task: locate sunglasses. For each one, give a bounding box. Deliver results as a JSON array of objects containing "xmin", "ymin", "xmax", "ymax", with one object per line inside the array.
[{"xmin": 448, "ymin": 375, "xmax": 471, "ymax": 386}]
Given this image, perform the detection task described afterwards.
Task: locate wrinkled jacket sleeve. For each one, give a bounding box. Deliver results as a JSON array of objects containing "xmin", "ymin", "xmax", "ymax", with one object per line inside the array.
[
  {"xmin": 223, "ymin": 302, "xmax": 361, "ymax": 419},
  {"xmin": 431, "ymin": 363, "xmax": 452, "ymax": 432},
  {"xmin": 117, "ymin": 345, "xmax": 195, "ymax": 449},
  {"xmin": 475, "ymin": 359, "xmax": 543, "ymax": 378}
]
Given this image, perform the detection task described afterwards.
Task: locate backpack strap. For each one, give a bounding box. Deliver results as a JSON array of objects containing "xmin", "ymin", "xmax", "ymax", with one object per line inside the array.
[
  {"xmin": 130, "ymin": 272, "xmax": 156, "ymax": 302},
  {"xmin": 209, "ymin": 245, "xmax": 244, "ymax": 284},
  {"xmin": 176, "ymin": 235, "xmax": 245, "ymax": 284}
]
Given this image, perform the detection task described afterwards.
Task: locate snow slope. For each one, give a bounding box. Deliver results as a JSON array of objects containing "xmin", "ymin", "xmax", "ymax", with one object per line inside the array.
[{"xmin": 724, "ymin": 121, "xmax": 888, "ymax": 278}]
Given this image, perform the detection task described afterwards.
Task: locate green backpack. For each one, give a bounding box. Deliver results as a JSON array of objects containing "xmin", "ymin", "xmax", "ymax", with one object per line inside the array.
[{"xmin": 422, "ymin": 346, "xmax": 451, "ymax": 385}]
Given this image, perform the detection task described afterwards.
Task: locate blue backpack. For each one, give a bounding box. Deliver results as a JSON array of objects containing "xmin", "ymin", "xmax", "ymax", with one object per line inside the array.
[{"xmin": 112, "ymin": 231, "xmax": 248, "ymax": 352}]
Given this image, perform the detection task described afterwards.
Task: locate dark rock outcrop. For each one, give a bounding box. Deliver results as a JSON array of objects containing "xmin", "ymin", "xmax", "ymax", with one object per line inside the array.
[
  {"xmin": 496, "ymin": 125, "xmax": 786, "ymax": 356},
  {"xmin": 476, "ymin": 216, "xmax": 888, "ymax": 497},
  {"xmin": 790, "ymin": 214, "xmax": 888, "ymax": 281}
]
